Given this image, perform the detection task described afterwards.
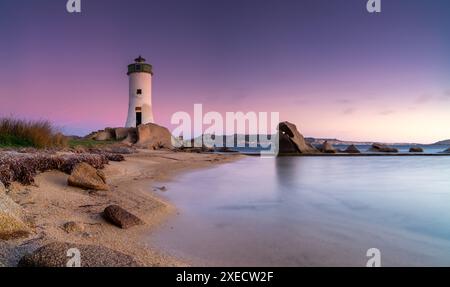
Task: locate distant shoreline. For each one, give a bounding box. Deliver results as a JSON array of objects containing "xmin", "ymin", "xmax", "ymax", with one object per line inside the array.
[{"xmin": 274, "ymin": 152, "xmax": 450, "ymax": 157}]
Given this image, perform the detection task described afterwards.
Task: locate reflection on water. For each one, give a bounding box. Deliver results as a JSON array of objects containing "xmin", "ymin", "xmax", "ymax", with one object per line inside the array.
[{"xmin": 150, "ymin": 156, "xmax": 450, "ymax": 266}]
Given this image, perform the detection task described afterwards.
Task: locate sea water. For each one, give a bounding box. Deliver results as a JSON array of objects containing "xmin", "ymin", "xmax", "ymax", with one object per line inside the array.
[{"xmin": 151, "ymin": 154, "xmax": 450, "ymax": 266}]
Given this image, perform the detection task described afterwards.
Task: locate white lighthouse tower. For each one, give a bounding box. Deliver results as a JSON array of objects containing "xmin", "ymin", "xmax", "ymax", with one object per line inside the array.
[{"xmin": 125, "ymin": 56, "xmax": 154, "ymax": 127}]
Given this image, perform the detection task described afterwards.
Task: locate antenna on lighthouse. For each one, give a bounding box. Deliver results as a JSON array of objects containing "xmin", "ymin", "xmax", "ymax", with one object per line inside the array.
[{"xmin": 125, "ymin": 56, "xmax": 154, "ymax": 127}]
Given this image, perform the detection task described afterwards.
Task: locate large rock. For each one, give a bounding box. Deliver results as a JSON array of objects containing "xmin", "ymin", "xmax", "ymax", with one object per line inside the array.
[
  {"xmin": 277, "ymin": 122, "xmax": 319, "ymax": 154},
  {"xmin": 0, "ymin": 193, "xmax": 30, "ymax": 240},
  {"xmin": 114, "ymin": 128, "xmax": 134, "ymax": 141},
  {"xmin": 443, "ymin": 148, "xmax": 450, "ymax": 154},
  {"xmin": 409, "ymin": 147, "xmax": 424, "ymax": 153},
  {"xmin": 136, "ymin": 123, "xmax": 174, "ymax": 150},
  {"xmin": 103, "ymin": 205, "xmax": 144, "ymax": 229},
  {"xmin": 18, "ymin": 242, "xmax": 140, "ymax": 267},
  {"xmin": 320, "ymin": 141, "xmax": 337, "ymax": 154},
  {"xmin": 67, "ymin": 163, "xmax": 109, "ymax": 191},
  {"xmin": 344, "ymin": 145, "xmax": 361, "ymax": 154},
  {"xmin": 122, "ymin": 128, "xmax": 138, "ymax": 145},
  {"xmin": 369, "ymin": 143, "xmax": 398, "ymax": 153}
]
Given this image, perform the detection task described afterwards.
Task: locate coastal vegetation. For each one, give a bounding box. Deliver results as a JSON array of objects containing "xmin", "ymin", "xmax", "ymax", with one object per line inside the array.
[
  {"xmin": 68, "ymin": 138, "xmax": 118, "ymax": 149},
  {"xmin": 0, "ymin": 118, "xmax": 67, "ymax": 148}
]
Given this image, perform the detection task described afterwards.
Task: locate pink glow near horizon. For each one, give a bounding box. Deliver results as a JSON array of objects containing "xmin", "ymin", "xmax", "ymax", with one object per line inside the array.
[{"xmin": 0, "ymin": 0, "xmax": 449, "ymax": 144}]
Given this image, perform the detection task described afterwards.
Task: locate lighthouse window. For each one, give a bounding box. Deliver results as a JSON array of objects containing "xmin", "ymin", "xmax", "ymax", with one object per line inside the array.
[
  {"xmin": 137, "ymin": 89, "xmax": 142, "ymax": 95},
  {"xmin": 135, "ymin": 65, "xmax": 141, "ymax": 71}
]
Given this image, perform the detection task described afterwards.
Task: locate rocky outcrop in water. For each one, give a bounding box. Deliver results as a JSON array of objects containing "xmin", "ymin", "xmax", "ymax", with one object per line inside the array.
[
  {"xmin": 18, "ymin": 242, "xmax": 140, "ymax": 267},
  {"xmin": 67, "ymin": 163, "xmax": 109, "ymax": 191},
  {"xmin": 277, "ymin": 122, "xmax": 319, "ymax": 154},
  {"xmin": 320, "ymin": 141, "xmax": 337, "ymax": 154},
  {"xmin": 409, "ymin": 147, "xmax": 424, "ymax": 153},
  {"xmin": 369, "ymin": 143, "xmax": 398, "ymax": 153},
  {"xmin": 344, "ymin": 145, "xmax": 361, "ymax": 154},
  {"xmin": 103, "ymin": 205, "xmax": 144, "ymax": 229}
]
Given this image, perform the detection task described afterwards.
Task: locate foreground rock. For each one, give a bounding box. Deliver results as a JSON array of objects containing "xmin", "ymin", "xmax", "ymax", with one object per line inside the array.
[
  {"xmin": 18, "ymin": 242, "xmax": 140, "ymax": 267},
  {"xmin": 409, "ymin": 147, "xmax": 424, "ymax": 153},
  {"xmin": 369, "ymin": 143, "xmax": 399, "ymax": 153},
  {"xmin": 344, "ymin": 145, "xmax": 361, "ymax": 154},
  {"xmin": 0, "ymin": 192, "xmax": 31, "ymax": 240},
  {"xmin": 277, "ymin": 122, "xmax": 319, "ymax": 154},
  {"xmin": 320, "ymin": 141, "xmax": 337, "ymax": 153},
  {"xmin": 103, "ymin": 205, "xmax": 144, "ymax": 229},
  {"xmin": 136, "ymin": 123, "xmax": 174, "ymax": 150},
  {"xmin": 67, "ymin": 163, "xmax": 109, "ymax": 191}
]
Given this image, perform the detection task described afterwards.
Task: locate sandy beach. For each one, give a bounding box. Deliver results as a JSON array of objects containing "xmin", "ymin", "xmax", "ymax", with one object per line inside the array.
[{"xmin": 0, "ymin": 150, "xmax": 242, "ymax": 267}]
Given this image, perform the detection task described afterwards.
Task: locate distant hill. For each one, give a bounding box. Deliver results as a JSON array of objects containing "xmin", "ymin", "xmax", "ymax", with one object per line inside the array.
[
  {"xmin": 305, "ymin": 138, "xmax": 373, "ymax": 146},
  {"xmin": 433, "ymin": 139, "xmax": 450, "ymax": 145},
  {"xmin": 188, "ymin": 135, "xmax": 423, "ymax": 147},
  {"xmin": 304, "ymin": 138, "xmax": 419, "ymax": 146}
]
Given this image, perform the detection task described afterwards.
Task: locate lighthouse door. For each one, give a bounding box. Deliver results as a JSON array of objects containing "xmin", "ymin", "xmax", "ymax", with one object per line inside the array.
[{"xmin": 136, "ymin": 112, "xmax": 142, "ymax": 126}]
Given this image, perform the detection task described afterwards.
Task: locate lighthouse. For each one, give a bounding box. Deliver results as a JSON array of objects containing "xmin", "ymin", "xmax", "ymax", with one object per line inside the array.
[{"xmin": 125, "ymin": 56, "xmax": 154, "ymax": 127}]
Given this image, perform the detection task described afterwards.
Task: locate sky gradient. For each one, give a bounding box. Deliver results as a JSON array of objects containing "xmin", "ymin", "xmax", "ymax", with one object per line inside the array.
[{"xmin": 0, "ymin": 0, "xmax": 449, "ymax": 143}]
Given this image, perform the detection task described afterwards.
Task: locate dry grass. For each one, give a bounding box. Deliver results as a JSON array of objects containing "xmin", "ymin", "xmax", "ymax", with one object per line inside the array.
[{"xmin": 0, "ymin": 118, "xmax": 67, "ymax": 148}]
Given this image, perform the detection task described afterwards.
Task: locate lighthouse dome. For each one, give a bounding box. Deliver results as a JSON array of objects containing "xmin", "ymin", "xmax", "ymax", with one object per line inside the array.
[{"xmin": 127, "ymin": 55, "xmax": 153, "ymax": 75}]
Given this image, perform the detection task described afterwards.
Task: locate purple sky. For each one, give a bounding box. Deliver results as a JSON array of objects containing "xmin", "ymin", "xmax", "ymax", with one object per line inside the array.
[{"xmin": 0, "ymin": 0, "xmax": 449, "ymax": 143}]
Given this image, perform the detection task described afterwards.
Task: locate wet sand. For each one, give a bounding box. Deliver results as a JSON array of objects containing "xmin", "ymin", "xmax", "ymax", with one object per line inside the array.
[{"xmin": 0, "ymin": 149, "xmax": 242, "ymax": 267}]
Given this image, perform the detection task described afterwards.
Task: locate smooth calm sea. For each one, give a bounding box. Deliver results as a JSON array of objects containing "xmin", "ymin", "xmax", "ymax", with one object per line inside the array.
[{"xmin": 150, "ymin": 149, "xmax": 450, "ymax": 266}]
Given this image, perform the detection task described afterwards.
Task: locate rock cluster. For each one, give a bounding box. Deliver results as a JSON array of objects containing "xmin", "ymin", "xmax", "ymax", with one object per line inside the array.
[{"xmin": 88, "ymin": 123, "xmax": 174, "ymax": 150}]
